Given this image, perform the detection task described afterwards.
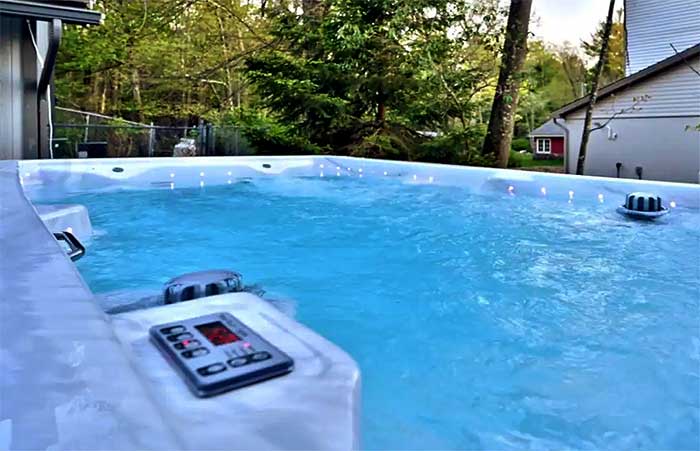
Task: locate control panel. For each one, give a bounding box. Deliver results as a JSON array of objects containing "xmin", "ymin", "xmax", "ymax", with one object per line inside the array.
[{"xmin": 150, "ymin": 312, "xmax": 294, "ymax": 397}]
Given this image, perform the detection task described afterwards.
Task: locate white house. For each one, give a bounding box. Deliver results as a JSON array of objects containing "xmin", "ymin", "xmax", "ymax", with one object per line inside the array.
[{"xmin": 550, "ymin": 0, "xmax": 700, "ymax": 183}]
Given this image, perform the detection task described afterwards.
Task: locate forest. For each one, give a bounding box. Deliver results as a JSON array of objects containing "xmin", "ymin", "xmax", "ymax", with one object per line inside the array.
[{"xmin": 54, "ymin": 0, "xmax": 626, "ymax": 166}]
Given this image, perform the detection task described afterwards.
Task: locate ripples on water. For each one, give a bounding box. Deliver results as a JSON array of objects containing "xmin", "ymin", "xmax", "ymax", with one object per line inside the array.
[{"xmin": 37, "ymin": 177, "xmax": 700, "ymax": 450}]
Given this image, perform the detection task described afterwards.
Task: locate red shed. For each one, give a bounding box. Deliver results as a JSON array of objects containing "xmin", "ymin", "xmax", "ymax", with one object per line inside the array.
[{"xmin": 529, "ymin": 120, "xmax": 565, "ymax": 160}]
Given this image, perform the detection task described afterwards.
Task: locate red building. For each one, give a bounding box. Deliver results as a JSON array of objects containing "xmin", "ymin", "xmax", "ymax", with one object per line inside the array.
[{"xmin": 529, "ymin": 120, "xmax": 565, "ymax": 160}]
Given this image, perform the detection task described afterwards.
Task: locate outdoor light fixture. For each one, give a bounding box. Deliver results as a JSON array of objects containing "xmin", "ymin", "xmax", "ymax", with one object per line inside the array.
[
  {"xmin": 598, "ymin": 194, "xmax": 605, "ymax": 203},
  {"xmin": 540, "ymin": 187, "xmax": 547, "ymax": 195},
  {"xmin": 670, "ymin": 201, "xmax": 677, "ymax": 208}
]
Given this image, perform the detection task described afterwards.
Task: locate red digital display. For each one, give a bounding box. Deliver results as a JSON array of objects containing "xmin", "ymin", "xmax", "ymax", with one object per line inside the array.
[{"xmin": 195, "ymin": 321, "xmax": 240, "ymax": 346}]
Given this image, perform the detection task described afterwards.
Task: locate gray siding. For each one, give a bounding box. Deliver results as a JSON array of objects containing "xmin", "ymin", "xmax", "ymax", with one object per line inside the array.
[
  {"xmin": 0, "ymin": 17, "xmax": 39, "ymax": 160},
  {"xmin": 568, "ymin": 57, "xmax": 700, "ymax": 120},
  {"xmin": 563, "ymin": 117, "xmax": 700, "ymax": 183},
  {"xmin": 626, "ymin": 0, "xmax": 700, "ymax": 75},
  {"xmin": 562, "ymin": 57, "xmax": 700, "ymax": 183}
]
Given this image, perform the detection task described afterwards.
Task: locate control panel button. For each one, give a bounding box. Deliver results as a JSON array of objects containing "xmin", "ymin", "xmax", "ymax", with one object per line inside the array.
[
  {"xmin": 181, "ymin": 348, "xmax": 210, "ymax": 359},
  {"xmin": 251, "ymin": 352, "xmax": 272, "ymax": 362},
  {"xmin": 168, "ymin": 332, "xmax": 193, "ymax": 342},
  {"xmin": 197, "ymin": 363, "xmax": 227, "ymax": 377},
  {"xmin": 174, "ymin": 339, "xmax": 201, "ymax": 350},
  {"xmin": 229, "ymin": 357, "xmax": 248, "ymax": 368},
  {"xmin": 149, "ymin": 312, "xmax": 294, "ymax": 398},
  {"xmin": 160, "ymin": 326, "xmax": 186, "ymax": 335}
]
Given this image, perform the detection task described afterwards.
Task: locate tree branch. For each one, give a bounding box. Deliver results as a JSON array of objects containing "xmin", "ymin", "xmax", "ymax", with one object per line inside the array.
[
  {"xmin": 670, "ymin": 43, "xmax": 700, "ymax": 78},
  {"xmin": 590, "ymin": 95, "xmax": 649, "ymax": 131}
]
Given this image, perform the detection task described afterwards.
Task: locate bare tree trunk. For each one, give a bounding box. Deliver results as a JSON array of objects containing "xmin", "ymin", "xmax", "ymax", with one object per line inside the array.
[
  {"xmin": 100, "ymin": 78, "xmax": 108, "ymax": 114},
  {"xmin": 481, "ymin": 0, "xmax": 533, "ymax": 168},
  {"xmin": 131, "ymin": 68, "xmax": 145, "ymax": 123},
  {"xmin": 216, "ymin": 14, "xmax": 236, "ymax": 110},
  {"xmin": 376, "ymin": 99, "xmax": 386, "ymax": 124},
  {"xmin": 577, "ymin": 0, "xmax": 616, "ymax": 175},
  {"xmin": 302, "ymin": 0, "xmax": 323, "ymax": 18}
]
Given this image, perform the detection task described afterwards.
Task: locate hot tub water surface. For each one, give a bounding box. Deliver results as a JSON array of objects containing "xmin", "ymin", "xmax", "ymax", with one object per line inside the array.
[{"xmin": 32, "ymin": 175, "xmax": 700, "ymax": 450}]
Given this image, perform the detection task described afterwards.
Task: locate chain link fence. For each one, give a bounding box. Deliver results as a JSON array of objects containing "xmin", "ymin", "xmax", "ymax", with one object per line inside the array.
[{"xmin": 51, "ymin": 108, "xmax": 253, "ymax": 159}]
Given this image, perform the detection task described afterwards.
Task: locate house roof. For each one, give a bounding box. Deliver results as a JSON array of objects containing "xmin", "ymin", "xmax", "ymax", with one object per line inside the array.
[
  {"xmin": 529, "ymin": 120, "xmax": 565, "ymax": 138},
  {"xmin": 553, "ymin": 42, "xmax": 700, "ymax": 118},
  {"xmin": 0, "ymin": 0, "xmax": 102, "ymax": 25}
]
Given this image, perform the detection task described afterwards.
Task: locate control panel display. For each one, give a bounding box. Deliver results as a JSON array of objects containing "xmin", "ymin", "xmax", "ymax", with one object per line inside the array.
[
  {"xmin": 150, "ymin": 312, "xmax": 294, "ymax": 397},
  {"xmin": 196, "ymin": 321, "xmax": 240, "ymax": 346}
]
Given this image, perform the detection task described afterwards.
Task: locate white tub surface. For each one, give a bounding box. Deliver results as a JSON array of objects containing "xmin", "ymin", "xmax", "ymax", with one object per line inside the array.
[
  {"xmin": 111, "ymin": 293, "xmax": 361, "ymax": 451},
  {"xmin": 0, "ymin": 160, "xmax": 360, "ymax": 450},
  {"xmin": 35, "ymin": 204, "xmax": 93, "ymax": 241},
  {"xmin": 3, "ymin": 155, "xmax": 699, "ymax": 450}
]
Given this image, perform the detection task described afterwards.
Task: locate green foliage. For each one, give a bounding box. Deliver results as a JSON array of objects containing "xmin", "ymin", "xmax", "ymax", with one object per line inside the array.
[
  {"xmin": 56, "ymin": 0, "xmax": 270, "ymax": 123},
  {"xmin": 507, "ymin": 150, "xmax": 527, "ymax": 168},
  {"xmin": 582, "ymin": 8, "xmax": 627, "ymax": 86},
  {"xmin": 54, "ymin": 0, "xmax": 605, "ymax": 166},
  {"xmin": 516, "ymin": 41, "xmax": 586, "ymax": 137},
  {"xmin": 511, "ymin": 137, "xmax": 531, "ymax": 153},
  {"xmin": 245, "ymin": 0, "xmax": 505, "ymax": 158},
  {"xmin": 223, "ymin": 109, "xmax": 322, "ymax": 155},
  {"xmin": 412, "ymin": 127, "xmax": 492, "ymax": 166},
  {"xmin": 508, "ymin": 151, "xmax": 563, "ymax": 168}
]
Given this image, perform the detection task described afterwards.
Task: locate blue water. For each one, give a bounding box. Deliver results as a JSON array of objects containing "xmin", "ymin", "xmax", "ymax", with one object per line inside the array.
[{"xmin": 35, "ymin": 177, "xmax": 700, "ymax": 450}]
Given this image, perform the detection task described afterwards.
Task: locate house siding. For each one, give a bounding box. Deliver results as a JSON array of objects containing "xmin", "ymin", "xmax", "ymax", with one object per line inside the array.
[
  {"xmin": 567, "ymin": 58, "xmax": 700, "ymax": 120},
  {"xmin": 0, "ymin": 17, "xmax": 41, "ymax": 160},
  {"xmin": 551, "ymin": 138, "xmax": 564, "ymax": 156},
  {"xmin": 563, "ymin": 117, "xmax": 700, "ymax": 183},
  {"xmin": 626, "ymin": 0, "xmax": 700, "ymax": 75},
  {"xmin": 531, "ymin": 137, "xmax": 565, "ymax": 159}
]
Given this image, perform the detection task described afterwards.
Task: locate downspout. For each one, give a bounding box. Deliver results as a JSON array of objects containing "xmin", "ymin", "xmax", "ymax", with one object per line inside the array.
[
  {"xmin": 623, "ymin": 0, "xmax": 630, "ymax": 76},
  {"xmin": 37, "ymin": 19, "xmax": 62, "ymax": 159},
  {"xmin": 552, "ymin": 117, "xmax": 570, "ymax": 174}
]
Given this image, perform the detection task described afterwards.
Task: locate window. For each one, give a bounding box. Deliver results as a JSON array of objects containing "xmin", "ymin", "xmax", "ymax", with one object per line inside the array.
[{"xmin": 536, "ymin": 138, "xmax": 551, "ymax": 154}]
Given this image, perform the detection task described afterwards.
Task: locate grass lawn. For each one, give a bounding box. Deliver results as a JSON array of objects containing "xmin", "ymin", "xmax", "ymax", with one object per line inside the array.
[{"xmin": 509, "ymin": 152, "xmax": 564, "ymax": 173}]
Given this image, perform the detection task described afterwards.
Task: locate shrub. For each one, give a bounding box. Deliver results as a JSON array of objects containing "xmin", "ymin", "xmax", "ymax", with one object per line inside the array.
[
  {"xmin": 508, "ymin": 150, "xmax": 530, "ymax": 168},
  {"xmin": 411, "ymin": 126, "xmax": 491, "ymax": 166},
  {"xmin": 218, "ymin": 109, "xmax": 322, "ymax": 155},
  {"xmin": 511, "ymin": 137, "xmax": 531, "ymax": 153}
]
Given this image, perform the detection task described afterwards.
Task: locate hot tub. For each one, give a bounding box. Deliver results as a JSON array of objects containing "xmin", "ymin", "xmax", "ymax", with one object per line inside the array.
[{"xmin": 3, "ymin": 156, "xmax": 699, "ymax": 450}]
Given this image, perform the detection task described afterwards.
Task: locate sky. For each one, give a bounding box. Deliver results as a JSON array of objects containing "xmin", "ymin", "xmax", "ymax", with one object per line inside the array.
[{"xmin": 531, "ymin": 0, "xmax": 612, "ymax": 46}]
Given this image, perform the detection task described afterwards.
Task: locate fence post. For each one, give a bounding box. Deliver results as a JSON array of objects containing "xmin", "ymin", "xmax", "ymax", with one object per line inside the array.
[
  {"xmin": 210, "ymin": 125, "xmax": 216, "ymax": 156},
  {"xmin": 197, "ymin": 120, "xmax": 204, "ymax": 156},
  {"xmin": 84, "ymin": 115, "xmax": 90, "ymax": 142},
  {"xmin": 148, "ymin": 122, "xmax": 155, "ymax": 157}
]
